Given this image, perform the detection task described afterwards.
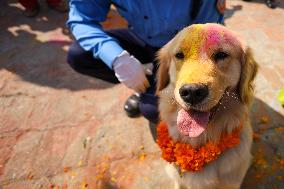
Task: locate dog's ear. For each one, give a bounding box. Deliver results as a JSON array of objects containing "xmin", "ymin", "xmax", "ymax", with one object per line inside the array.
[
  {"xmin": 155, "ymin": 28, "xmax": 186, "ymax": 94},
  {"xmin": 155, "ymin": 46, "xmax": 171, "ymax": 94},
  {"xmin": 238, "ymin": 47, "xmax": 258, "ymax": 105}
]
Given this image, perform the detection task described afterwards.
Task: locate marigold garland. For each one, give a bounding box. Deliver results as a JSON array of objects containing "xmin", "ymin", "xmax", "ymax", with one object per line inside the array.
[{"xmin": 156, "ymin": 122, "xmax": 242, "ymax": 172}]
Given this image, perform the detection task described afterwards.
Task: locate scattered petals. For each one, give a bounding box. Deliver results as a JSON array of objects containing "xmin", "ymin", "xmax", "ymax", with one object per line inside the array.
[
  {"xmin": 139, "ymin": 153, "xmax": 146, "ymax": 161},
  {"xmin": 259, "ymin": 116, "xmax": 269, "ymax": 124},
  {"xmin": 280, "ymin": 159, "xmax": 284, "ymax": 167},
  {"xmin": 274, "ymin": 127, "xmax": 284, "ymax": 133},
  {"xmin": 111, "ymin": 176, "xmax": 117, "ymax": 183},
  {"xmin": 81, "ymin": 180, "xmax": 88, "ymax": 189},
  {"xmin": 63, "ymin": 166, "xmax": 71, "ymax": 173},
  {"xmin": 253, "ymin": 132, "xmax": 260, "ymax": 140},
  {"xmin": 27, "ymin": 172, "xmax": 34, "ymax": 180},
  {"xmin": 77, "ymin": 160, "xmax": 83, "ymax": 166}
]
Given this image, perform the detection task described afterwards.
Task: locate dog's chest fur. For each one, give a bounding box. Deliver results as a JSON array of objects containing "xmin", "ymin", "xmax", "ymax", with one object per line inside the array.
[{"xmin": 165, "ymin": 121, "xmax": 252, "ymax": 189}]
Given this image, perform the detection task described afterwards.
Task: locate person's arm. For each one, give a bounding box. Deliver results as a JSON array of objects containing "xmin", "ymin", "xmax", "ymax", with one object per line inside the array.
[
  {"xmin": 67, "ymin": 0, "xmax": 124, "ymax": 68},
  {"xmin": 67, "ymin": 0, "xmax": 149, "ymax": 92}
]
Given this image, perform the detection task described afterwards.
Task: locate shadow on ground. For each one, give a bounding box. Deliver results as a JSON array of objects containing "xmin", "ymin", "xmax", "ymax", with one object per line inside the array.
[
  {"xmin": 225, "ymin": 5, "xmax": 243, "ymax": 19},
  {"xmin": 241, "ymin": 98, "xmax": 284, "ymax": 189},
  {"xmin": 244, "ymin": 0, "xmax": 284, "ymax": 9},
  {"xmin": 0, "ymin": 0, "xmax": 115, "ymax": 91}
]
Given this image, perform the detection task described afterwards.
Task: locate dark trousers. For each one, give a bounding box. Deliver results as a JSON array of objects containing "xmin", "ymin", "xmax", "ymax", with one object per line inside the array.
[
  {"xmin": 67, "ymin": 29, "xmax": 160, "ymax": 123},
  {"xmin": 19, "ymin": 0, "xmax": 61, "ymax": 9}
]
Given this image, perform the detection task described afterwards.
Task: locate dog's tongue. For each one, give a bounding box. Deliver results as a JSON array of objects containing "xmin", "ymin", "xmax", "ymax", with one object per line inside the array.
[{"xmin": 177, "ymin": 109, "xmax": 210, "ymax": 137}]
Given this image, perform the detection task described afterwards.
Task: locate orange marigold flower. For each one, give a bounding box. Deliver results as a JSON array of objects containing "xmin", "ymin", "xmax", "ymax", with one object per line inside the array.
[{"xmin": 156, "ymin": 122, "xmax": 241, "ymax": 172}]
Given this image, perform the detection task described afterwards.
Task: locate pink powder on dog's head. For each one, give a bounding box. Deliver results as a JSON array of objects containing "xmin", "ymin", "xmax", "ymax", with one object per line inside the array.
[
  {"xmin": 204, "ymin": 27, "xmax": 223, "ymax": 51},
  {"xmin": 200, "ymin": 24, "xmax": 243, "ymax": 54}
]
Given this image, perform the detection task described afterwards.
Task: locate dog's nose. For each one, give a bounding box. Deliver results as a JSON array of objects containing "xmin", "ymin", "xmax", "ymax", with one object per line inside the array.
[{"xmin": 179, "ymin": 84, "xmax": 208, "ymax": 105}]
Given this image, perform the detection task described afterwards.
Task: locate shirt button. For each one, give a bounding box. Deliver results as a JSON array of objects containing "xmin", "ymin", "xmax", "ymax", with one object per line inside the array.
[
  {"xmin": 144, "ymin": 15, "xmax": 149, "ymax": 19},
  {"xmin": 147, "ymin": 36, "xmax": 152, "ymax": 39}
]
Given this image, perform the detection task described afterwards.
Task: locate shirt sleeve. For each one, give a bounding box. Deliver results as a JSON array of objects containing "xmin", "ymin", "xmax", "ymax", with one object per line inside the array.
[
  {"xmin": 67, "ymin": 0, "xmax": 124, "ymax": 68},
  {"xmin": 194, "ymin": 0, "xmax": 224, "ymax": 24}
]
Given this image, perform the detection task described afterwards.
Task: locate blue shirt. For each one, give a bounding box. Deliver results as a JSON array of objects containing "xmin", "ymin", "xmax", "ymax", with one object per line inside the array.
[{"xmin": 67, "ymin": 0, "xmax": 224, "ymax": 68}]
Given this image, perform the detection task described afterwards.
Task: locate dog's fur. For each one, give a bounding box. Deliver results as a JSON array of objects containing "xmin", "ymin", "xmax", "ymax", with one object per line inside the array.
[{"xmin": 156, "ymin": 24, "xmax": 258, "ymax": 189}]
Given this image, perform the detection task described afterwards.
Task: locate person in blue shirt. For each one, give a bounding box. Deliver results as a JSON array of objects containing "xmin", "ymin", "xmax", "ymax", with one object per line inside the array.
[{"xmin": 67, "ymin": 0, "xmax": 225, "ymax": 124}]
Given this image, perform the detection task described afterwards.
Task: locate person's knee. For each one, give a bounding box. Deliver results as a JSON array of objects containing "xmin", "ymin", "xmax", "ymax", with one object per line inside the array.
[
  {"xmin": 67, "ymin": 43, "xmax": 85, "ymax": 69},
  {"xmin": 139, "ymin": 94, "xmax": 159, "ymax": 123}
]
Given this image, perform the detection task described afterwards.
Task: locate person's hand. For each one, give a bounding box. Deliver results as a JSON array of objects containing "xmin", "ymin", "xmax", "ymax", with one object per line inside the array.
[{"xmin": 113, "ymin": 51, "xmax": 150, "ymax": 93}]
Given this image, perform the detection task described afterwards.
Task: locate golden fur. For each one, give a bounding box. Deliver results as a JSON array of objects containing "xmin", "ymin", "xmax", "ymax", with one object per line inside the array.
[{"xmin": 156, "ymin": 24, "xmax": 258, "ymax": 189}]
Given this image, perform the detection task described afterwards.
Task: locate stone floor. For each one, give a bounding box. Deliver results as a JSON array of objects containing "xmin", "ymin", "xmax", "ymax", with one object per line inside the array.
[{"xmin": 0, "ymin": 0, "xmax": 283, "ymax": 188}]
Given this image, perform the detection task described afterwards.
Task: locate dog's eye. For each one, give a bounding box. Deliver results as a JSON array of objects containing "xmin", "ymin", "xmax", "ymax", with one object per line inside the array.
[
  {"xmin": 175, "ymin": 52, "xmax": 184, "ymax": 60},
  {"xmin": 213, "ymin": 51, "xmax": 229, "ymax": 62}
]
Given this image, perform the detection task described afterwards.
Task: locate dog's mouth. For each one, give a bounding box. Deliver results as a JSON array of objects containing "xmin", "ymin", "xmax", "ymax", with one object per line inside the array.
[
  {"xmin": 177, "ymin": 109, "xmax": 210, "ymax": 138},
  {"xmin": 176, "ymin": 89, "xmax": 228, "ymax": 138}
]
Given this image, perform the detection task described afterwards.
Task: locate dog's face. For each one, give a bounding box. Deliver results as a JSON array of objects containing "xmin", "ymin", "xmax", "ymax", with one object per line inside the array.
[{"xmin": 157, "ymin": 24, "xmax": 258, "ymax": 138}]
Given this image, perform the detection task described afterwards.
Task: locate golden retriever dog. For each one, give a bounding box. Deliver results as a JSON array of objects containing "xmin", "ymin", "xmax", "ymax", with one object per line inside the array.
[{"xmin": 156, "ymin": 23, "xmax": 258, "ymax": 189}]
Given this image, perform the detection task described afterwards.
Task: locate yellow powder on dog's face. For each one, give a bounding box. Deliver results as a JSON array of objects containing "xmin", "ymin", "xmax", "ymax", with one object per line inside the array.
[
  {"xmin": 177, "ymin": 24, "xmax": 214, "ymax": 86},
  {"xmin": 181, "ymin": 24, "xmax": 204, "ymax": 60}
]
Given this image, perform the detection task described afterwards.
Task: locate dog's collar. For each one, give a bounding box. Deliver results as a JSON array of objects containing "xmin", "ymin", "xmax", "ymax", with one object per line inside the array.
[{"xmin": 156, "ymin": 122, "xmax": 242, "ymax": 172}]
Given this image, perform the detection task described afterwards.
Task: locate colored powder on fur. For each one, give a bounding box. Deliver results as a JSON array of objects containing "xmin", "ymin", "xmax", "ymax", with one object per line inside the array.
[
  {"xmin": 189, "ymin": 24, "xmax": 242, "ymax": 55},
  {"xmin": 223, "ymin": 30, "xmax": 243, "ymax": 49},
  {"xmin": 177, "ymin": 24, "xmax": 220, "ymax": 84},
  {"xmin": 176, "ymin": 24, "xmax": 244, "ymax": 85},
  {"xmin": 190, "ymin": 24, "xmax": 203, "ymax": 59},
  {"xmin": 204, "ymin": 26, "xmax": 223, "ymax": 51},
  {"xmin": 184, "ymin": 24, "xmax": 229, "ymax": 60},
  {"xmin": 183, "ymin": 24, "xmax": 204, "ymax": 60}
]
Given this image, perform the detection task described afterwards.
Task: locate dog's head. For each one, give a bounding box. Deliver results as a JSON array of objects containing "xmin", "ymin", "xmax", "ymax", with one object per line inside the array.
[{"xmin": 156, "ymin": 24, "xmax": 258, "ymax": 138}]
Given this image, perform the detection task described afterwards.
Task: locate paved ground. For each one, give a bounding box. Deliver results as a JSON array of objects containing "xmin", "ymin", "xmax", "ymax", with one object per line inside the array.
[{"xmin": 0, "ymin": 0, "xmax": 284, "ymax": 188}]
